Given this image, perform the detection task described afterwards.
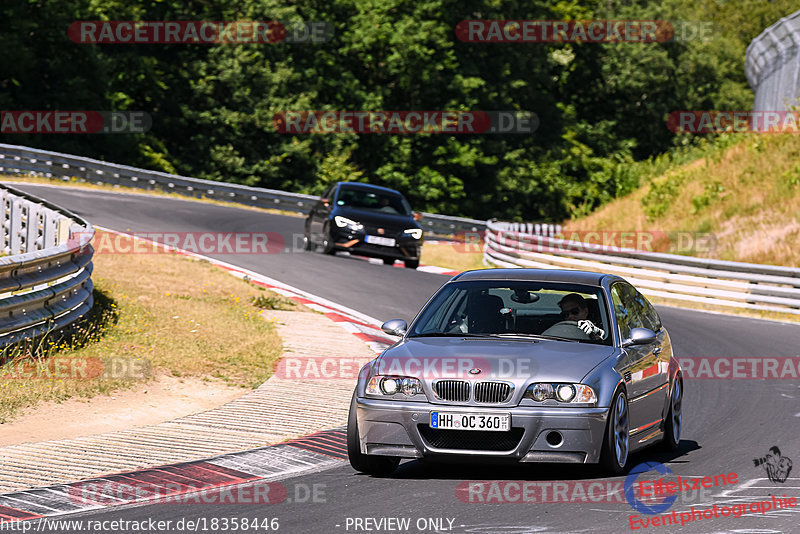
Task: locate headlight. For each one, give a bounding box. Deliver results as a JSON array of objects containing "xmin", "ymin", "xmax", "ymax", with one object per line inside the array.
[
  {"xmin": 403, "ymin": 228, "xmax": 423, "ymax": 239},
  {"xmin": 366, "ymin": 375, "xmax": 423, "ymax": 397},
  {"xmin": 334, "ymin": 216, "xmax": 363, "ymax": 231},
  {"xmin": 524, "ymin": 383, "xmax": 596, "ymax": 405}
]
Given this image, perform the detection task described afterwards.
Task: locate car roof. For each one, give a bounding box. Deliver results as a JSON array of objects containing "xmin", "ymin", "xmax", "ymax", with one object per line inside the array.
[
  {"xmin": 336, "ymin": 182, "xmax": 404, "ymax": 196},
  {"xmin": 452, "ymin": 268, "xmax": 620, "ymax": 286}
]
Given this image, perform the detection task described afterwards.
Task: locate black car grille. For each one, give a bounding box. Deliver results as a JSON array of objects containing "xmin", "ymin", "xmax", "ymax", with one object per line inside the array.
[
  {"xmin": 474, "ymin": 382, "xmax": 512, "ymax": 403},
  {"xmin": 363, "ymin": 225, "xmax": 402, "ymax": 238},
  {"xmin": 418, "ymin": 425, "xmax": 524, "ymax": 451},
  {"xmin": 434, "ymin": 380, "xmax": 470, "ymax": 402}
]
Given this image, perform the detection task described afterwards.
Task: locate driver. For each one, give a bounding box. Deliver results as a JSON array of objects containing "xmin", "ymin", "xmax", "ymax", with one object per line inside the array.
[{"xmin": 558, "ymin": 293, "xmax": 605, "ymax": 340}]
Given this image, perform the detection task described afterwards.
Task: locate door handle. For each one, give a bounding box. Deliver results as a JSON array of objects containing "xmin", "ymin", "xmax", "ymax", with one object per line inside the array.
[{"xmin": 653, "ymin": 347, "xmax": 662, "ymax": 355}]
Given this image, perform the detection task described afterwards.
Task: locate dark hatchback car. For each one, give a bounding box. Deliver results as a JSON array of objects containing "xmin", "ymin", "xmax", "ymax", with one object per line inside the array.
[{"xmin": 304, "ymin": 182, "xmax": 424, "ymax": 269}]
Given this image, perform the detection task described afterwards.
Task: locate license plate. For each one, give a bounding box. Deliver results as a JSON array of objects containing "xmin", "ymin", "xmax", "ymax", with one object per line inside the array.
[
  {"xmin": 430, "ymin": 412, "xmax": 510, "ymax": 432},
  {"xmin": 365, "ymin": 235, "xmax": 396, "ymax": 247}
]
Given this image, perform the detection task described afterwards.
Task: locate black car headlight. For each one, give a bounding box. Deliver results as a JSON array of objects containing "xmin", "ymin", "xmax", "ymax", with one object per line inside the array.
[
  {"xmin": 524, "ymin": 383, "xmax": 597, "ymax": 405},
  {"xmin": 367, "ymin": 375, "xmax": 423, "ymax": 397}
]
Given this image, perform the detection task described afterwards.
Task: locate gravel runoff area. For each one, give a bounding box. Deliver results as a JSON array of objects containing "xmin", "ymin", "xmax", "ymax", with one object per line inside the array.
[{"xmin": 0, "ymin": 308, "xmax": 382, "ymax": 494}]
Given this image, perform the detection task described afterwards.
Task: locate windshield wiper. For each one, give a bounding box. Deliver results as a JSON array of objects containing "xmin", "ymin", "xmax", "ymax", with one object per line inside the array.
[
  {"xmin": 489, "ymin": 333, "xmax": 581, "ymax": 342},
  {"xmin": 408, "ymin": 332, "xmax": 496, "ymax": 338}
]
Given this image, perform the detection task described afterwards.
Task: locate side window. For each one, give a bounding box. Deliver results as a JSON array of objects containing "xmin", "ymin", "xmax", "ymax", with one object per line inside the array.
[
  {"xmin": 321, "ymin": 185, "xmax": 335, "ymax": 202},
  {"xmin": 610, "ymin": 284, "xmax": 632, "ymax": 340},
  {"xmin": 611, "ymin": 283, "xmax": 647, "ymax": 340},
  {"xmin": 639, "ymin": 293, "xmax": 662, "ymax": 332}
]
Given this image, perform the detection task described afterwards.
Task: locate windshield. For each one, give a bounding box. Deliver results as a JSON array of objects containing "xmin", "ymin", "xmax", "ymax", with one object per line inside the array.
[
  {"xmin": 408, "ymin": 280, "xmax": 612, "ymax": 345},
  {"xmin": 336, "ymin": 187, "xmax": 412, "ymax": 216}
]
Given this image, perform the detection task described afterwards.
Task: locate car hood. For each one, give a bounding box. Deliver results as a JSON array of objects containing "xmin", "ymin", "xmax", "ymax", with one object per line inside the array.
[
  {"xmin": 375, "ymin": 337, "xmax": 616, "ymax": 391},
  {"xmin": 333, "ymin": 206, "xmax": 418, "ymax": 229}
]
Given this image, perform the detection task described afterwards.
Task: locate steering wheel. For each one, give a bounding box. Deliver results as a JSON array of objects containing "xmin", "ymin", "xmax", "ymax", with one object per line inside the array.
[{"xmin": 541, "ymin": 320, "xmax": 591, "ymax": 340}]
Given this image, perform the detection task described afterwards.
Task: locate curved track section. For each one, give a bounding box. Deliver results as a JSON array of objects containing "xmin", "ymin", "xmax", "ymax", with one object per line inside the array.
[{"xmin": 12, "ymin": 184, "xmax": 800, "ymax": 534}]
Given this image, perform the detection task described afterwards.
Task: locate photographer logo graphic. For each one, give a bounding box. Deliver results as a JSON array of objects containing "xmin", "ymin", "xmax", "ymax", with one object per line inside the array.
[{"xmin": 753, "ymin": 446, "xmax": 793, "ymax": 483}]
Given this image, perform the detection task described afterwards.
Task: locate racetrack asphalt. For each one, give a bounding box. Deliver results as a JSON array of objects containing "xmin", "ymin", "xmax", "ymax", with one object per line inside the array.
[{"xmin": 10, "ymin": 183, "xmax": 800, "ymax": 533}]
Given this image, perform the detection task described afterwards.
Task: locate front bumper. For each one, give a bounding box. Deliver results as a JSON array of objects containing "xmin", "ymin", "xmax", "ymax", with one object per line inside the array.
[
  {"xmin": 356, "ymin": 397, "xmax": 609, "ymax": 464},
  {"xmin": 330, "ymin": 227, "xmax": 421, "ymax": 260}
]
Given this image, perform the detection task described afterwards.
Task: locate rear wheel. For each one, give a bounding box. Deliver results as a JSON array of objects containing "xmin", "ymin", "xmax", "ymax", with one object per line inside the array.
[
  {"xmin": 382, "ymin": 257, "xmax": 395, "ymax": 265},
  {"xmin": 404, "ymin": 259, "xmax": 419, "ymax": 269},
  {"xmin": 600, "ymin": 389, "xmax": 629, "ymax": 475},
  {"xmin": 662, "ymin": 376, "xmax": 683, "ymax": 451},
  {"xmin": 347, "ymin": 393, "xmax": 400, "ymax": 476}
]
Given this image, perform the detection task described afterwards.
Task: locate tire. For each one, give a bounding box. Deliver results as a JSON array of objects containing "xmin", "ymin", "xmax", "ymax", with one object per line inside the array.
[
  {"xmin": 321, "ymin": 224, "xmax": 336, "ymax": 255},
  {"xmin": 662, "ymin": 376, "xmax": 683, "ymax": 451},
  {"xmin": 347, "ymin": 393, "xmax": 400, "ymax": 476},
  {"xmin": 404, "ymin": 259, "xmax": 419, "ymax": 269},
  {"xmin": 600, "ymin": 389, "xmax": 630, "ymax": 475},
  {"xmin": 382, "ymin": 257, "xmax": 395, "ymax": 265}
]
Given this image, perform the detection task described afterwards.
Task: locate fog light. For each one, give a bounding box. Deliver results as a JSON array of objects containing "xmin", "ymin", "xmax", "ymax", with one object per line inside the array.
[{"xmin": 546, "ymin": 431, "xmax": 563, "ymax": 447}]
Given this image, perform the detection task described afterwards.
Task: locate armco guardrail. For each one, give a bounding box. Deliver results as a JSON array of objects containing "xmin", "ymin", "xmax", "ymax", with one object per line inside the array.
[
  {"xmin": 0, "ymin": 184, "xmax": 94, "ymax": 347},
  {"xmin": 0, "ymin": 143, "xmax": 486, "ymax": 236},
  {"xmin": 483, "ymin": 220, "xmax": 800, "ymax": 315}
]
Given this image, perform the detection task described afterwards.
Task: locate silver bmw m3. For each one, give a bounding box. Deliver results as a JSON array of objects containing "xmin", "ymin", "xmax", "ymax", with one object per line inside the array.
[{"xmin": 347, "ymin": 269, "xmax": 683, "ymax": 475}]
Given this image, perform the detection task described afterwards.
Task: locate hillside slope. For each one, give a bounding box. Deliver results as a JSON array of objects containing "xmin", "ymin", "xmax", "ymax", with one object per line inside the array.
[{"xmin": 564, "ymin": 135, "xmax": 800, "ymax": 267}]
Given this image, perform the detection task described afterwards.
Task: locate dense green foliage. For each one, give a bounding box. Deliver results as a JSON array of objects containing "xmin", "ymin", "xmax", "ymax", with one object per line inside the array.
[{"xmin": 1, "ymin": 0, "xmax": 796, "ymax": 220}]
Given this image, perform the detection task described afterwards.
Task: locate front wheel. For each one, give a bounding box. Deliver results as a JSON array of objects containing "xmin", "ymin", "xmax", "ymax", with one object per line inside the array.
[
  {"xmin": 321, "ymin": 224, "xmax": 336, "ymax": 255},
  {"xmin": 404, "ymin": 259, "xmax": 419, "ymax": 269},
  {"xmin": 600, "ymin": 389, "xmax": 629, "ymax": 475},
  {"xmin": 662, "ymin": 376, "xmax": 683, "ymax": 451},
  {"xmin": 347, "ymin": 393, "xmax": 400, "ymax": 476},
  {"xmin": 382, "ymin": 257, "xmax": 395, "ymax": 265}
]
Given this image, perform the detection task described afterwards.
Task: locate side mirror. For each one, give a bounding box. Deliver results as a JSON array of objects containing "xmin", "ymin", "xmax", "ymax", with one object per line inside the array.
[
  {"xmin": 381, "ymin": 319, "xmax": 407, "ymax": 337},
  {"xmin": 413, "ymin": 211, "xmax": 423, "ymax": 221},
  {"xmin": 622, "ymin": 327, "xmax": 657, "ymax": 347}
]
